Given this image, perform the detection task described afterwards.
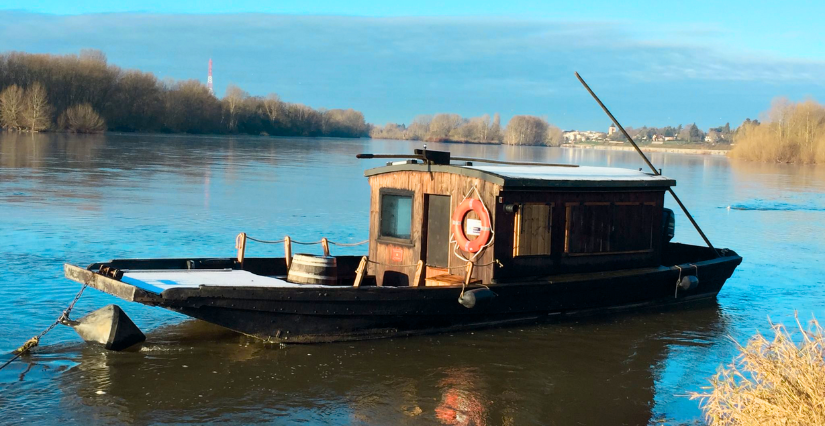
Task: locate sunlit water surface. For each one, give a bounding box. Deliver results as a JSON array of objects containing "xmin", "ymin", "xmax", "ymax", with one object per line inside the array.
[{"xmin": 1, "ymin": 133, "xmax": 823, "ymax": 425}]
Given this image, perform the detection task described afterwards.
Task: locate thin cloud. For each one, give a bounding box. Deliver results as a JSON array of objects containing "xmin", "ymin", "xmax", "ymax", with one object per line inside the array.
[{"xmin": 0, "ymin": 12, "xmax": 822, "ymax": 128}]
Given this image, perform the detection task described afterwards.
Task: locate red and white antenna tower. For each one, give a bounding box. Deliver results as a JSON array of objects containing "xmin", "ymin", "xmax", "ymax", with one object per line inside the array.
[{"xmin": 207, "ymin": 58, "xmax": 213, "ymax": 95}]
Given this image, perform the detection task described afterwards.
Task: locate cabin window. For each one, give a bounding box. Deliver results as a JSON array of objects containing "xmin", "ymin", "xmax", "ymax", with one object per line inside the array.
[
  {"xmin": 513, "ymin": 203, "xmax": 553, "ymax": 256},
  {"xmin": 564, "ymin": 202, "xmax": 654, "ymax": 255},
  {"xmin": 379, "ymin": 190, "xmax": 413, "ymax": 241}
]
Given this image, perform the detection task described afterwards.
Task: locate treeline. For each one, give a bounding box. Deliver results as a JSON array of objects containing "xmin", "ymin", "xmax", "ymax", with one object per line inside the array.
[
  {"xmin": 624, "ymin": 123, "xmax": 733, "ymax": 143},
  {"xmin": 370, "ymin": 113, "xmax": 564, "ymax": 146},
  {"xmin": 731, "ymin": 98, "xmax": 825, "ymax": 164},
  {"xmin": 0, "ymin": 50, "xmax": 368, "ymax": 137}
]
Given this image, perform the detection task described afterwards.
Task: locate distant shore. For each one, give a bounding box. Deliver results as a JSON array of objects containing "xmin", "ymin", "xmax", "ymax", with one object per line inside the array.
[{"xmin": 562, "ymin": 143, "xmax": 731, "ymax": 156}]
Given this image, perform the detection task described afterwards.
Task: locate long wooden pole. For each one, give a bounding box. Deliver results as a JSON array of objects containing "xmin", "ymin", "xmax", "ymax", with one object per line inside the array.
[
  {"xmin": 356, "ymin": 153, "xmax": 577, "ymax": 168},
  {"xmin": 575, "ymin": 72, "xmax": 719, "ymax": 257}
]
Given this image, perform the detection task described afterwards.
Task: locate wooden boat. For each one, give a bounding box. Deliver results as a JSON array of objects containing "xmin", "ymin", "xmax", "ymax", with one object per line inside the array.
[{"xmin": 64, "ymin": 149, "xmax": 741, "ymax": 343}]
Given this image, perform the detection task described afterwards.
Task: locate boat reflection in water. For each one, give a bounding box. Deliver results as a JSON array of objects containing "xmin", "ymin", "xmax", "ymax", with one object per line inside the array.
[{"xmin": 59, "ymin": 302, "xmax": 726, "ymax": 425}]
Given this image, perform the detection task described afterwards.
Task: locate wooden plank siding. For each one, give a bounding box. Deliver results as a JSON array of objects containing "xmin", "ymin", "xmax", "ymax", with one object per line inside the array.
[
  {"xmin": 367, "ymin": 171, "xmax": 500, "ymax": 286},
  {"xmin": 494, "ymin": 189, "xmax": 666, "ymax": 280}
]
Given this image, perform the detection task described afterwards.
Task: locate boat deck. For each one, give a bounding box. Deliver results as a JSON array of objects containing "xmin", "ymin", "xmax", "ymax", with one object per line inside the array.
[{"xmin": 121, "ymin": 269, "xmax": 331, "ymax": 295}]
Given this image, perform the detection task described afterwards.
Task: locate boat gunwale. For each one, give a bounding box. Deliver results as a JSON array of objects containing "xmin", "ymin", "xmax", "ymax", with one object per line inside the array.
[{"xmin": 64, "ymin": 247, "xmax": 741, "ymax": 302}]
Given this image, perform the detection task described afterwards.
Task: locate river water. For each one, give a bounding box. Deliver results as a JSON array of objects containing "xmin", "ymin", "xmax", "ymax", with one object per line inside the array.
[{"xmin": 0, "ymin": 133, "xmax": 823, "ymax": 425}]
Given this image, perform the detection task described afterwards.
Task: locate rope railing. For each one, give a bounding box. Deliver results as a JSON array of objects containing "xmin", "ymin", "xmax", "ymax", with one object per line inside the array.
[
  {"xmin": 235, "ymin": 233, "xmax": 369, "ymax": 267},
  {"xmin": 244, "ymin": 235, "xmax": 369, "ymax": 246},
  {"xmin": 329, "ymin": 240, "xmax": 370, "ymax": 247},
  {"xmin": 245, "ymin": 236, "xmax": 286, "ymax": 244},
  {"xmin": 234, "ymin": 232, "xmax": 498, "ymax": 288}
]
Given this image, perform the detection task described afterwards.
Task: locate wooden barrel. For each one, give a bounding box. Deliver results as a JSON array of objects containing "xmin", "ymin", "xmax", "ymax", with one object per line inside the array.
[{"xmin": 287, "ymin": 254, "xmax": 338, "ymax": 285}]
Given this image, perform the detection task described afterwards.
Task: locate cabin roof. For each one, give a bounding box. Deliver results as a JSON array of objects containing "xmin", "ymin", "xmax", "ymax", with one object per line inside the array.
[{"xmin": 365, "ymin": 163, "xmax": 675, "ymax": 188}]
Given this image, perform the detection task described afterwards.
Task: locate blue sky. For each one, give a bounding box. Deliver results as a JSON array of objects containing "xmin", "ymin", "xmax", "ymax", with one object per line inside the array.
[{"xmin": 0, "ymin": 1, "xmax": 823, "ymax": 130}]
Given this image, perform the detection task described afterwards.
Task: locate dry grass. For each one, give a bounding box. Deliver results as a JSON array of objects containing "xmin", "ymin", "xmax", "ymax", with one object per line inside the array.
[{"xmin": 690, "ymin": 315, "xmax": 825, "ymax": 426}]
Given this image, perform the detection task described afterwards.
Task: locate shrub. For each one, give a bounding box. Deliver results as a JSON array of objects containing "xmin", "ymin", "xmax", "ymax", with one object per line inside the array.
[
  {"xmin": 60, "ymin": 103, "xmax": 106, "ymax": 133},
  {"xmin": 730, "ymin": 98, "xmax": 825, "ymax": 164}
]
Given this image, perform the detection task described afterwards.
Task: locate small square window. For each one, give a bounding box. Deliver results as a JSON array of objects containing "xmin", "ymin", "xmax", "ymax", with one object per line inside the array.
[{"xmin": 380, "ymin": 193, "xmax": 413, "ymax": 240}]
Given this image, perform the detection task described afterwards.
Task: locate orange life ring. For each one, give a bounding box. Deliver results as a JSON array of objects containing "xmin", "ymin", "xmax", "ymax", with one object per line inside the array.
[{"xmin": 451, "ymin": 198, "xmax": 492, "ymax": 253}]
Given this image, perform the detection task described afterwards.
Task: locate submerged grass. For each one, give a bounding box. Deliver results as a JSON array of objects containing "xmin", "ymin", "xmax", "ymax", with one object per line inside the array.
[{"xmin": 690, "ymin": 315, "xmax": 825, "ymax": 426}]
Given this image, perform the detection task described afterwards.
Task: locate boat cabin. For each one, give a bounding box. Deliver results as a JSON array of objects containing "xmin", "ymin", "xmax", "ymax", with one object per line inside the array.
[{"xmin": 364, "ymin": 150, "xmax": 676, "ymax": 286}]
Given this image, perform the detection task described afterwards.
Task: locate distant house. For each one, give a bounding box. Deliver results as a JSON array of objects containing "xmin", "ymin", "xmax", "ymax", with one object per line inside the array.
[
  {"xmin": 563, "ymin": 131, "xmax": 584, "ymax": 142},
  {"xmin": 651, "ymin": 134, "xmax": 665, "ymax": 144},
  {"xmin": 705, "ymin": 130, "xmax": 722, "ymax": 143},
  {"xmin": 563, "ymin": 130, "xmax": 607, "ymax": 142},
  {"xmin": 664, "ymin": 136, "xmax": 677, "ymax": 141}
]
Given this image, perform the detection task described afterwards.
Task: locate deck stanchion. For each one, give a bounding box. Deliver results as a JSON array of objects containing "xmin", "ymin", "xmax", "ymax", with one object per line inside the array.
[
  {"xmin": 236, "ymin": 232, "xmax": 247, "ymax": 266},
  {"xmin": 321, "ymin": 238, "xmax": 330, "ymax": 257},
  {"xmin": 353, "ymin": 256, "xmax": 368, "ymax": 288},
  {"xmin": 412, "ymin": 260, "xmax": 424, "ymax": 287},
  {"xmin": 284, "ymin": 236, "xmax": 292, "ymax": 270}
]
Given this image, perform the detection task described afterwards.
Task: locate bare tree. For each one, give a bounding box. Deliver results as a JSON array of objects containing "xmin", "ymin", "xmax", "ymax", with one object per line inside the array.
[
  {"xmin": 477, "ymin": 114, "xmax": 491, "ymax": 142},
  {"xmin": 222, "ymin": 84, "xmax": 248, "ymax": 132},
  {"xmin": 546, "ymin": 124, "xmax": 564, "ymax": 147},
  {"xmin": 22, "ymin": 82, "xmax": 52, "ymax": 131},
  {"xmin": 504, "ymin": 115, "xmax": 549, "ymax": 145},
  {"xmin": 407, "ymin": 115, "xmax": 432, "ymax": 140},
  {"xmin": 0, "ymin": 84, "xmax": 25, "ymax": 130},
  {"xmin": 263, "ymin": 93, "xmax": 281, "ymax": 126},
  {"xmin": 79, "ymin": 48, "xmax": 107, "ymax": 64},
  {"xmin": 490, "ymin": 113, "xmax": 502, "ymax": 142},
  {"xmin": 428, "ymin": 113, "xmax": 462, "ymax": 140}
]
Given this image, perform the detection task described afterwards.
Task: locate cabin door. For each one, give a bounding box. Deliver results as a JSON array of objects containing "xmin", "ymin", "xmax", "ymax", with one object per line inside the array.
[{"xmin": 424, "ymin": 195, "xmax": 451, "ymax": 268}]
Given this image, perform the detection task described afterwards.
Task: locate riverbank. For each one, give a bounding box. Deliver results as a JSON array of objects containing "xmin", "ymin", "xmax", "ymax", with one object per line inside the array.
[{"xmin": 562, "ymin": 143, "xmax": 731, "ymax": 156}]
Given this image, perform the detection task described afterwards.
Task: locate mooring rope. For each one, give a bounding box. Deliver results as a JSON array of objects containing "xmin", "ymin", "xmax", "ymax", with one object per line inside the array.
[
  {"xmin": 674, "ymin": 264, "xmax": 700, "ymax": 298},
  {"xmin": 0, "ymin": 284, "xmax": 87, "ymax": 372},
  {"xmin": 674, "ymin": 265, "xmax": 683, "ymax": 299}
]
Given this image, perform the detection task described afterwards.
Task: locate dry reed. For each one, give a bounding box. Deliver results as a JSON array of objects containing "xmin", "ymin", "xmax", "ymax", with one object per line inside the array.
[{"xmin": 690, "ymin": 315, "xmax": 825, "ymax": 426}]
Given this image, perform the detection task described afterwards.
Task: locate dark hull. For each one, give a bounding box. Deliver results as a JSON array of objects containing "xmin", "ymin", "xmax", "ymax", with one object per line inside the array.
[{"xmin": 67, "ymin": 244, "xmax": 741, "ymax": 343}]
